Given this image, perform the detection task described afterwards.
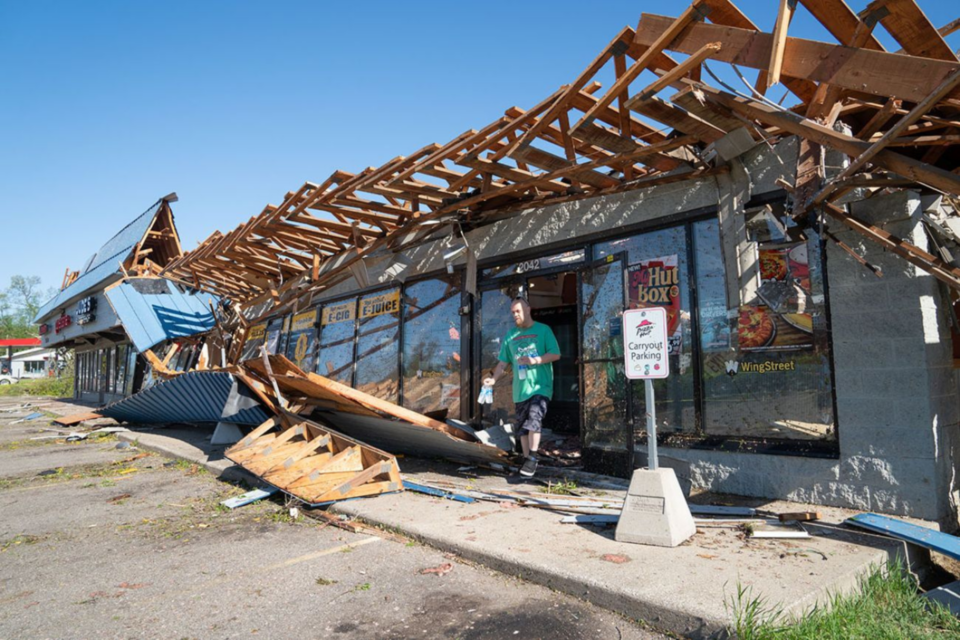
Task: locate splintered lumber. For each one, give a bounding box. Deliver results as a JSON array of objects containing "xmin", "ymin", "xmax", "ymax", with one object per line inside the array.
[
  {"xmin": 572, "ymin": 0, "xmax": 708, "ymax": 132},
  {"xmin": 226, "ymin": 416, "xmax": 402, "ymax": 506},
  {"xmin": 821, "ymin": 201, "xmax": 960, "ymax": 289},
  {"xmin": 797, "ymin": 0, "xmax": 886, "ymax": 52},
  {"xmin": 778, "ymin": 511, "xmax": 821, "ymax": 522},
  {"xmin": 634, "ymin": 13, "xmax": 960, "ymax": 104},
  {"xmin": 629, "ymin": 42, "xmax": 721, "ymax": 104},
  {"xmin": 242, "ymin": 354, "xmax": 474, "ymax": 440},
  {"xmin": 767, "ymin": 0, "xmax": 796, "ymax": 87},
  {"xmin": 701, "ymin": 86, "xmax": 960, "ymax": 197},
  {"xmin": 868, "ymin": 0, "xmax": 958, "ymax": 62}
]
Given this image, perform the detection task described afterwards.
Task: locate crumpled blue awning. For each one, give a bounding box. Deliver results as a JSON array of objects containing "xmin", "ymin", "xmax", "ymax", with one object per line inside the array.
[{"xmin": 104, "ymin": 278, "xmax": 219, "ymax": 353}]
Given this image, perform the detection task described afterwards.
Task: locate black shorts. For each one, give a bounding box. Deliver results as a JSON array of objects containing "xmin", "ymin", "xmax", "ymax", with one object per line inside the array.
[{"xmin": 516, "ymin": 394, "xmax": 548, "ymax": 435}]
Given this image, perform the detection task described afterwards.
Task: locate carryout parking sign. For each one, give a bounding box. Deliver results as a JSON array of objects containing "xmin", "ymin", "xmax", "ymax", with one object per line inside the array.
[{"xmin": 622, "ymin": 307, "xmax": 670, "ymax": 379}]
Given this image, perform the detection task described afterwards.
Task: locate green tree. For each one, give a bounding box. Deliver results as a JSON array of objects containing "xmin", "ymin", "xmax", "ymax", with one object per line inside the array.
[{"xmin": 0, "ymin": 275, "xmax": 55, "ymax": 339}]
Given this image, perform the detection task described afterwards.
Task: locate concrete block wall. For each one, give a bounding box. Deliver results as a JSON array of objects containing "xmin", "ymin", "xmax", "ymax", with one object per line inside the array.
[
  {"xmin": 652, "ymin": 191, "xmax": 960, "ymax": 524},
  {"xmin": 830, "ymin": 191, "xmax": 960, "ymax": 524}
]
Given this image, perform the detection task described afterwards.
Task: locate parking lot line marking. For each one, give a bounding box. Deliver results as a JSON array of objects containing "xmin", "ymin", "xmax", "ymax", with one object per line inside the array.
[{"xmin": 262, "ymin": 536, "xmax": 381, "ymax": 571}]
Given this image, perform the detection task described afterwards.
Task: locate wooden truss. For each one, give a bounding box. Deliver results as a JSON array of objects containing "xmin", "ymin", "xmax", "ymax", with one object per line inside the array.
[
  {"xmin": 226, "ymin": 415, "xmax": 403, "ymax": 506},
  {"xmin": 162, "ymin": 0, "xmax": 960, "ymax": 303}
]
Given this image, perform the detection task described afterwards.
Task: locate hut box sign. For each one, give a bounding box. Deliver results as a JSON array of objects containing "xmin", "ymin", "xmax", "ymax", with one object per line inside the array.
[
  {"xmin": 627, "ymin": 256, "xmax": 681, "ymax": 355},
  {"xmin": 623, "ymin": 308, "xmax": 669, "ymax": 380}
]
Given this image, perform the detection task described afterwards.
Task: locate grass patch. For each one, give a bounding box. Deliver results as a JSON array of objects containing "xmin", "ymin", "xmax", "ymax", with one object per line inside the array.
[
  {"xmin": 541, "ymin": 478, "xmax": 579, "ymax": 495},
  {"xmin": 728, "ymin": 563, "xmax": 960, "ymax": 639},
  {"xmin": 0, "ymin": 377, "xmax": 74, "ymax": 397},
  {"xmin": 316, "ymin": 577, "xmax": 338, "ymax": 586},
  {"xmin": 1, "ymin": 534, "xmax": 45, "ymax": 552}
]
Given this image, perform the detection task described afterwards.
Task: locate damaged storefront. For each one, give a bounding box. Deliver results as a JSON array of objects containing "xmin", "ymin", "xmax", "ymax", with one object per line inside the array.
[
  {"xmin": 34, "ymin": 195, "xmax": 221, "ymax": 405},
  {"xmin": 117, "ymin": 0, "xmax": 960, "ymax": 525}
]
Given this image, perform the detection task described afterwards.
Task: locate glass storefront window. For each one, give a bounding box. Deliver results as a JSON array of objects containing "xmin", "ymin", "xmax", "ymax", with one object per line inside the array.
[
  {"xmin": 265, "ymin": 317, "xmax": 285, "ymax": 355},
  {"xmin": 115, "ymin": 345, "xmax": 127, "ymax": 393},
  {"xmin": 285, "ymin": 309, "xmax": 319, "ymax": 372},
  {"xmin": 125, "ymin": 347, "xmax": 138, "ymax": 396},
  {"xmin": 695, "ymin": 216, "xmax": 836, "ymax": 441},
  {"xmin": 479, "ymin": 285, "xmax": 521, "ymax": 426},
  {"xmin": 595, "ymin": 226, "xmax": 696, "ymax": 436},
  {"xmin": 401, "ymin": 277, "xmax": 461, "ymax": 416},
  {"xmin": 355, "ymin": 289, "xmax": 400, "ymax": 402},
  {"xmin": 240, "ymin": 322, "xmax": 266, "ymax": 361},
  {"xmin": 318, "ymin": 298, "xmax": 357, "ymax": 384},
  {"xmin": 580, "ymin": 257, "xmax": 630, "ymax": 455}
]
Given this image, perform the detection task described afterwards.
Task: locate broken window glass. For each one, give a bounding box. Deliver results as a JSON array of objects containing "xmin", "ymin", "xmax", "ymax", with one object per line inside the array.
[
  {"xmin": 355, "ymin": 289, "xmax": 401, "ymax": 403},
  {"xmin": 402, "ymin": 276, "xmax": 462, "ymax": 417},
  {"xmin": 318, "ymin": 298, "xmax": 357, "ymax": 385}
]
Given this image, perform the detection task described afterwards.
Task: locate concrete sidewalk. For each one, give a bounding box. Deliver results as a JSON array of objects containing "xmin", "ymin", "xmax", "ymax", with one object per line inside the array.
[{"xmin": 96, "ymin": 419, "xmax": 920, "ymax": 639}]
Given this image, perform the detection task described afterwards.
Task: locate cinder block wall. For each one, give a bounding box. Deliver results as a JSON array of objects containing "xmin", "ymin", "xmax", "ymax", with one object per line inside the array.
[
  {"xmin": 828, "ymin": 190, "xmax": 960, "ymax": 523},
  {"xmin": 655, "ymin": 191, "xmax": 960, "ymax": 525}
]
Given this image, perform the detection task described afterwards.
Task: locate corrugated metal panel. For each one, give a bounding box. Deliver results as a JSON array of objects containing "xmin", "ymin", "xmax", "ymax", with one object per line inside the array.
[
  {"xmin": 35, "ymin": 202, "xmax": 161, "ymax": 322},
  {"xmin": 104, "ymin": 278, "xmax": 219, "ymax": 352},
  {"xmin": 99, "ymin": 371, "xmax": 270, "ymax": 425}
]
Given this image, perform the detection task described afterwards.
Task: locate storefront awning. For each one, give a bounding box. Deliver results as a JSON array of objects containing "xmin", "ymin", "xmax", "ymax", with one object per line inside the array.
[{"xmin": 104, "ymin": 278, "xmax": 220, "ymax": 353}]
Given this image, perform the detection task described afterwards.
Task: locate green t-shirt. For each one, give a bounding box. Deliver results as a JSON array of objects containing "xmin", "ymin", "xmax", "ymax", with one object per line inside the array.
[{"xmin": 498, "ymin": 321, "xmax": 561, "ymax": 403}]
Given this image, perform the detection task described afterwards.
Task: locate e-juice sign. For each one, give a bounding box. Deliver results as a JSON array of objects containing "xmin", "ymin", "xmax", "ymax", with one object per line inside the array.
[
  {"xmin": 627, "ymin": 255, "xmax": 681, "ymax": 354},
  {"xmin": 322, "ymin": 301, "xmax": 355, "ymax": 325},
  {"xmin": 360, "ymin": 290, "xmax": 400, "ymax": 319}
]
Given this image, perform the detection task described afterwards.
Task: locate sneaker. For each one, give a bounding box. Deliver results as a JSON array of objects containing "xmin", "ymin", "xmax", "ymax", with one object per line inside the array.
[{"xmin": 519, "ymin": 456, "xmax": 538, "ymax": 478}]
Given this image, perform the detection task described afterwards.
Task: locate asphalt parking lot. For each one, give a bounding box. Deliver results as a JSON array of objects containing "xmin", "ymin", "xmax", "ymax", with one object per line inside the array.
[{"xmin": 0, "ymin": 402, "xmax": 662, "ymax": 639}]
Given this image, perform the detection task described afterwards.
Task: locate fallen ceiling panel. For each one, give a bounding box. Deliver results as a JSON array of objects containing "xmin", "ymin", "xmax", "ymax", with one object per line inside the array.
[
  {"xmin": 241, "ymin": 355, "xmax": 510, "ymax": 466},
  {"xmin": 310, "ymin": 410, "xmax": 511, "ymax": 467},
  {"xmin": 99, "ymin": 371, "xmax": 270, "ymax": 425}
]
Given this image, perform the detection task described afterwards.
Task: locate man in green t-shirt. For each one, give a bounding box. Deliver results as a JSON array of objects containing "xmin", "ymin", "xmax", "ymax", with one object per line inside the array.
[{"xmin": 483, "ymin": 297, "xmax": 561, "ymax": 477}]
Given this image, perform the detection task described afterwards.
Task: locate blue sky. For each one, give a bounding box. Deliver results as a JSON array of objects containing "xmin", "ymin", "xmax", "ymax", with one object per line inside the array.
[{"xmin": 1, "ymin": 1, "xmax": 956, "ymax": 300}]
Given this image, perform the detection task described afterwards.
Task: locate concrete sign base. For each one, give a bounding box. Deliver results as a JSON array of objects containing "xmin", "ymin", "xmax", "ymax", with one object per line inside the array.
[{"xmin": 615, "ymin": 467, "xmax": 696, "ymax": 547}]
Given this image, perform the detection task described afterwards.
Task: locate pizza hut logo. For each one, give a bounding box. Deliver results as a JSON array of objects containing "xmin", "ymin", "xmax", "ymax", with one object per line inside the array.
[{"xmin": 635, "ymin": 319, "xmax": 654, "ymax": 339}]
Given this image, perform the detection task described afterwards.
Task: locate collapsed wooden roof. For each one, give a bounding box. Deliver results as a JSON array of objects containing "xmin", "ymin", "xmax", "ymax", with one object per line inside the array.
[{"xmin": 163, "ymin": 0, "xmax": 960, "ymax": 304}]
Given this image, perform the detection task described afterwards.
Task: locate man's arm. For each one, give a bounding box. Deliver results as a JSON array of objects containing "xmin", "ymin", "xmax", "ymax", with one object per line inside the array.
[
  {"xmin": 515, "ymin": 353, "xmax": 560, "ymax": 365},
  {"xmin": 483, "ymin": 361, "xmax": 507, "ymax": 387}
]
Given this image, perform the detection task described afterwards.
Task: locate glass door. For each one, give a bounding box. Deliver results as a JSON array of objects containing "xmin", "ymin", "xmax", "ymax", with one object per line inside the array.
[{"xmin": 579, "ymin": 253, "xmax": 632, "ymax": 478}]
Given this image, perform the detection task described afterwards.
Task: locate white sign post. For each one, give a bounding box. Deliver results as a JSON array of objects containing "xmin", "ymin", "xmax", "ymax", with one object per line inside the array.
[
  {"xmin": 616, "ymin": 307, "xmax": 695, "ymax": 547},
  {"xmin": 622, "ymin": 307, "xmax": 669, "ymax": 470}
]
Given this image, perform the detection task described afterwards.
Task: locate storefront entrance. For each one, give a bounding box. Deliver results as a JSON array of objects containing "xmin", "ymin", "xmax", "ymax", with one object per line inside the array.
[{"xmin": 477, "ymin": 250, "xmax": 635, "ymax": 478}]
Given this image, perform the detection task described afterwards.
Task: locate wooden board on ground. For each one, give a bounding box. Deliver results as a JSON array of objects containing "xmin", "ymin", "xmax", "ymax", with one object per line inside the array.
[
  {"xmin": 226, "ymin": 415, "xmax": 403, "ymax": 506},
  {"xmin": 53, "ymin": 412, "xmax": 103, "ymax": 426}
]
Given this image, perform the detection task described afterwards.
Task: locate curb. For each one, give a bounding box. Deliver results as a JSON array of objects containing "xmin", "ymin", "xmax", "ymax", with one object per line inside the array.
[
  {"xmin": 116, "ymin": 430, "xmax": 724, "ymax": 638},
  {"xmin": 115, "ymin": 431, "xmax": 259, "ymax": 486}
]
